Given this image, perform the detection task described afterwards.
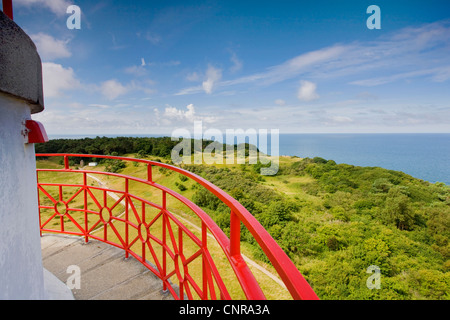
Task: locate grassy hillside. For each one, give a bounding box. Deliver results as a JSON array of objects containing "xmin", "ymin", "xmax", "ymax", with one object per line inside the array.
[
  {"xmin": 181, "ymin": 156, "xmax": 449, "ymax": 300},
  {"xmin": 36, "ymin": 137, "xmax": 450, "ymax": 300}
]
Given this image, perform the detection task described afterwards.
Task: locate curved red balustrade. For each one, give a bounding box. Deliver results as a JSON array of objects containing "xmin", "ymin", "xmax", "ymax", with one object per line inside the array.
[{"xmin": 36, "ymin": 153, "xmax": 318, "ymax": 300}]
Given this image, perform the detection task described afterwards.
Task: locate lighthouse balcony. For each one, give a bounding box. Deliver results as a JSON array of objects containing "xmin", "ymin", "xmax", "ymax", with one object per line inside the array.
[{"xmin": 36, "ymin": 153, "xmax": 318, "ymax": 300}]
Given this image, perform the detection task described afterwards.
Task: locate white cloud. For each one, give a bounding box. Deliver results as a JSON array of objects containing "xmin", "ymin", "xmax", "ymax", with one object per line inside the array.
[
  {"xmin": 297, "ymin": 80, "xmax": 319, "ymax": 101},
  {"xmin": 325, "ymin": 21, "xmax": 450, "ymax": 86},
  {"xmin": 351, "ymin": 67, "xmax": 450, "ymax": 87},
  {"xmin": 176, "ymin": 21, "xmax": 450, "ymax": 97},
  {"xmin": 163, "ymin": 60, "xmax": 181, "ymax": 67},
  {"xmin": 42, "ymin": 62, "xmax": 154, "ymax": 101},
  {"xmin": 125, "ymin": 58, "xmax": 181, "ymax": 77},
  {"xmin": 42, "ymin": 62, "xmax": 80, "ymax": 98},
  {"xmin": 274, "ymin": 99, "xmax": 286, "ymax": 106},
  {"xmin": 202, "ymin": 65, "xmax": 222, "ymax": 94},
  {"xmin": 124, "ymin": 65, "xmax": 148, "ymax": 77},
  {"xmin": 100, "ymin": 79, "xmax": 130, "ymax": 100},
  {"xmin": 109, "ymin": 33, "xmax": 126, "ymax": 50},
  {"xmin": 97, "ymin": 79, "xmax": 156, "ymax": 100},
  {"xmin": 267, "ymin": 45, "xmax": 347, "ymax": 84},
  {"xmin": 176, "ymin": 45, "xmax": 346, "ymax": 95},
  {"xmin": 30, "ymin": 33, "xmax": 71, "ymax": 61},
  {"xmin": 186, "ymin": 72, "xmax": 200, "ymax": 82},
  {"xmin": 146, "ymin": 32, "xmax": 161, "ymax": 45},
  {"xmin": 88, "ymin": 104, "xmax": 110, "ymax": 109},
  {"xmin": 15, "ymin": 0, "xmax": 72, "ymax": 16},
  {"xmin": 432, "ymin": 66, "xmax": 450, "ymax": 82},
  {"xmin": 161, "ymin": 104, "xmax": 217, "ymax": 124},
  {"xmin": 229, "ymin": 51, "xmax": 243, "ymax": 73},
  {"xmin": 175, "ymin": 85, "xmax": 203, "ymax": 96},
  {"xmin": 331, "ymin": 116, "xmax": 353, "ymax": 123},
  {"xmin": 124, "ymin": 58, "xmax": 149, "ymax": 76},
  {"xmin": 164, "ymin": 103, "xmax": 196, "ymax": 122},
  {"xmin": 223, "ymin": 45, "xmax": 348, "ymax": 87}
]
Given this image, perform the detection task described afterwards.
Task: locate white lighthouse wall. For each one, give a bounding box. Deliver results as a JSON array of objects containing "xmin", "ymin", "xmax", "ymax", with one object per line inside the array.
[{"xmin": 0, "ymin": 94, "xmax": 46, "ymax": 299}]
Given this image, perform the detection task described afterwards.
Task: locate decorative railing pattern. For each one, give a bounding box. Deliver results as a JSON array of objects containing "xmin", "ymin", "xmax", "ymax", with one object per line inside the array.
[{"xmin": 36, "ymin": 153, "xmax": 318, "ymax": 300}]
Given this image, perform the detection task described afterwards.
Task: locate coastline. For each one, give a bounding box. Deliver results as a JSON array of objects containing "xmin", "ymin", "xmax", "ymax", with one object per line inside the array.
[{"xmin": 44, "ymin": 133, "xmax": 450, "ymax": 185}]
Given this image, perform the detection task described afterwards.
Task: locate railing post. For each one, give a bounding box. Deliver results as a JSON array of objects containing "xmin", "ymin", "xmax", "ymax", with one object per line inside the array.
[
  {"xmin": 103, "ymin": 190, "xmax": 107, "ymax": 240},
  {"xmin": 141, "ymin": 204, "xmax": 146, "ymax": 262},
  {"xmin": 178, "ymin": 226, "xmax": 184, "ymax": 300},
  {"xmin": 229, "ymin": 211, "xmax": 241, "ymax": 257},
  {"xmin": 147, "ymin": 164, "xmax": 153, "ymax": 182},
  {"xmin": 202, "ymin": 221, "xmax": 208, "ymax": 300},
  {"xmin": 64, "ymin": 155, "xmax": 69, "ymax": 169},
  {"xmin": 83, "ymin": 172, "xmax": 88, "ymax": 243},
  {"xmin": 125, "ymin": 178, "xmax": 129, "ymax": 259},
  {"xmin": 162, "ymin": 191, "xmax": 167, "ymax": 291},
  {"xmin": 37, "ymin": 170, "xmax": 42, "ymax": 237},
  {"xmin": 3, "ymin": 0, "xmax": 13, "ymax": 20}
]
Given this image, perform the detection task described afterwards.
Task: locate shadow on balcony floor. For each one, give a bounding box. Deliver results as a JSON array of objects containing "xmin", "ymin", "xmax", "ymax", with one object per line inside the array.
[{"xmin": 41, "ymin": 234, "xmax": 174, "ymax": 300}]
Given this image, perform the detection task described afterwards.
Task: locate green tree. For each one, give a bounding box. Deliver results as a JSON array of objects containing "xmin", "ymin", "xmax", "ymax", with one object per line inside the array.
[{"xmin": 382, "ymin": 187, "xmax": 414, "ymax": 230}]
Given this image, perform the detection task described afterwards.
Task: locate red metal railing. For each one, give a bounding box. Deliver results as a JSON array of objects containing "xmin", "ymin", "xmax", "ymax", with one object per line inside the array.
[
  {"xmin": 36, "ymin": 153, "xmax": 318, "ymax": 300},
  {"xmin": 2, "ymin": 0, "xmax": 13, "ymax": 20}
]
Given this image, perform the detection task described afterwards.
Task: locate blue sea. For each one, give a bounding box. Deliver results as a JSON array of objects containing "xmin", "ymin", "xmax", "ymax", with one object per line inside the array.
[
  {"xmin": 278, "ymin": 134, "xmax": 450, "ymax": 185},
  {"xmin": 48, "ymin": 133, "xmax": 450, "ymax": 185}
]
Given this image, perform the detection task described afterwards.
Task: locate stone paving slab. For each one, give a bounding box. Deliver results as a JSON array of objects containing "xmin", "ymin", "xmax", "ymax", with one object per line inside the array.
[{"xmin": 41, "ymin": 234, "xmax": 174, "ymax": 300}]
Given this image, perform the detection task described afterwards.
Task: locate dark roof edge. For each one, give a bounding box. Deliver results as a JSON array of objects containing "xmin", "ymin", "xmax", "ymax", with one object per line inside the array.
[{"xmin": 0, "ymin": 11, "xmax": 44, "ymax": 114}]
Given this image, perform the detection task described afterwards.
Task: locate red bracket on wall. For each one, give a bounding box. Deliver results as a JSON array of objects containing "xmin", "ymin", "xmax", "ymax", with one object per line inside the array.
[{"xmin": 25, "ymin": 120, "xmax": 48, "ymax": 144}]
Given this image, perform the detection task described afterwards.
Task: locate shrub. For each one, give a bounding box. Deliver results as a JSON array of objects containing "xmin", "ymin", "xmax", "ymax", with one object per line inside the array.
[{"xmin": 104, "ymin": 159, "xmax": 126, "ymax": 173}]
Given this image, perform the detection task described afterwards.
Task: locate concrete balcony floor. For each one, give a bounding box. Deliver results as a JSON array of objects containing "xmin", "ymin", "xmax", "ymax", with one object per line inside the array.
[{"xmin": 41, "ymin": 234, "xmax": 174, "ymax": 300}]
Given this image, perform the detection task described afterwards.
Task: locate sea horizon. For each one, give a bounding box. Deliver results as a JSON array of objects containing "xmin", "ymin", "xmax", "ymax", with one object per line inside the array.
[{"xmin": 45, "ymin": 133, "xmax": 450, "ymax": 185}]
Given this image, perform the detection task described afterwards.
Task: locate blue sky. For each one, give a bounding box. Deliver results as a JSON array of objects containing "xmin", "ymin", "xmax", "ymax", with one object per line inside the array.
[{"xmin": 11, "ymin": 0, "xmax": 450, "ymax": 134}]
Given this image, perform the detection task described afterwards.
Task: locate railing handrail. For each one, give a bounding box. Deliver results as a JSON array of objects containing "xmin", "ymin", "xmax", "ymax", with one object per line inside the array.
[{"xmin": 36, "ymin": 153, "xmax": 318, "ymax": 300}]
